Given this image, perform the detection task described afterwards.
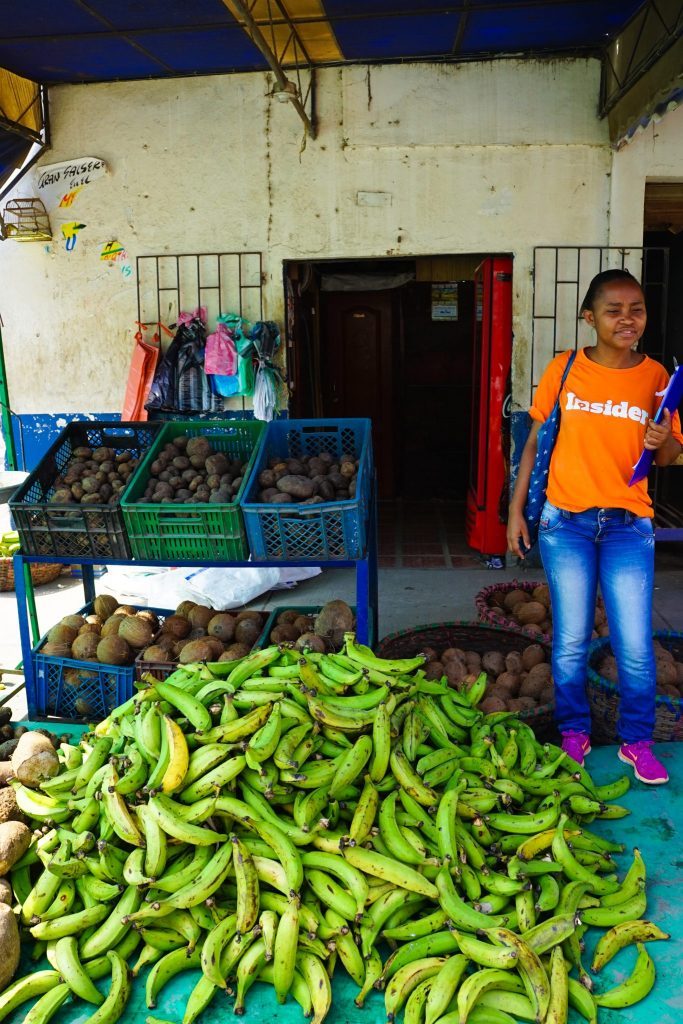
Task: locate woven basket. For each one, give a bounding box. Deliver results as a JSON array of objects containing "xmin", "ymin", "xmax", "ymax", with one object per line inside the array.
[
  {"xmin": 475, "ymin": 579, "xmax": 553, "ymax": 644},
  {"xmin": 0, "ymin": 558, "xmax": 62, "ymax": 592},
  {"xmin": 377, "ymin": 620, "xmax": 556, "ymax": 739},
  {"xmin": 587, "ymin": 631, "xmax": 683, "ymax": 744}
]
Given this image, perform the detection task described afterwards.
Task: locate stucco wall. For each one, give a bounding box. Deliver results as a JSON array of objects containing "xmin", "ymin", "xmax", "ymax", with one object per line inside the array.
[{"xmin": 1, "ymin": 57, "xmax": 615, "ymax": 426}]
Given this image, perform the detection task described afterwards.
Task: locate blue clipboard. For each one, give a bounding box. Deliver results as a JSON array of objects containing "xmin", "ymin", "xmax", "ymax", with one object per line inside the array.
[{"xmin": 629, "ymin": 361, "xmax": 683, "ymax": 485}]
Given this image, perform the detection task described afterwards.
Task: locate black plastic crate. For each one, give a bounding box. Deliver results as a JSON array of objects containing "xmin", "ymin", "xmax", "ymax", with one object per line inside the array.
[{"xmin": 10, "ymin": 421, "xmax": 162, "ymax": 559}]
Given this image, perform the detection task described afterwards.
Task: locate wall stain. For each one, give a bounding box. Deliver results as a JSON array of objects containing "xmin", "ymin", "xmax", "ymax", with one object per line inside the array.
[{"xmin": 265, "ymin": 74, "xmax": 274, "ymax": 248}]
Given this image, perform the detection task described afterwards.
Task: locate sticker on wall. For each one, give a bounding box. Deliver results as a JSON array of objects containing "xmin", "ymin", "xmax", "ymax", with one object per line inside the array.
[
  {"xmin": 35, "ymin": 158, "xmax": 109, "ymax": 210},
  {"xmin": 100, "ymin": 240, "xmax": 133, "ymax": 279},
  {"xmin": 431, "ymin": 282, "xmax": 459, "ymax": 321},
  {"xmin": 61, "ymin": 221, "xmax": 87, "ymax": 251},
  {"xmin": 58, "ymin": 186, "xmax": 84, "ymax": 208}
]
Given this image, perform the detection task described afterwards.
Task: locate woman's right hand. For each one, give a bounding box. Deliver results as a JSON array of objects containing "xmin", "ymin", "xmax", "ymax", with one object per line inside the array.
[{"xmin": 507, "ymin": 508, "xmax": 530, "ymax": 559}]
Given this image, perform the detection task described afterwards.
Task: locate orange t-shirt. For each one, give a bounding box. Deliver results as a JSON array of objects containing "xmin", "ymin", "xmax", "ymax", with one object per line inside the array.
[{"xmin": 529, "ymin": 348, "xmax": 683, "ymax": 517}]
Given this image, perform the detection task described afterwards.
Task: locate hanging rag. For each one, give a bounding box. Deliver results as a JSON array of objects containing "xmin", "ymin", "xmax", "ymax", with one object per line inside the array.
[
  {"xmin": 122, "ymin": 322, "xmax": 170, "ymax": 420},
  {"xmin": 250, "ymin": 320, "xmax": 283, "ymax": 422}
]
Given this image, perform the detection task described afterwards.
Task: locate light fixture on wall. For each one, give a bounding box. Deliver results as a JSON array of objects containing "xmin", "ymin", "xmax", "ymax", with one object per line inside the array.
[{"xmin": 271, "ymin": 79, "xmax": 299, "ymax": 104}]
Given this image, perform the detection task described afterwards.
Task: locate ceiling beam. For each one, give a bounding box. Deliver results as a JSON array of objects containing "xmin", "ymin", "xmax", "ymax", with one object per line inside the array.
[{"xmin": 221, "ymin": 0, "xmax": 316, "ymax": 137}]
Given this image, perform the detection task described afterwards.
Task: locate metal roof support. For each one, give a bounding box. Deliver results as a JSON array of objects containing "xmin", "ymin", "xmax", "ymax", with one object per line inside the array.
[
  {"xmin": 601, "ymin": 0, "xmax": 683, "ymax": 141},
  {"xmin": 221, "ymin": 0, "xmax": 317, "ymax": 138}
]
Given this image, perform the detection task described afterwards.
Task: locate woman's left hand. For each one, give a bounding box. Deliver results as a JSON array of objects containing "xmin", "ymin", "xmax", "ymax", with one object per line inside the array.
[{"xmin": 644, "ymin": 408, "xmax": 672, "ymax": 450}]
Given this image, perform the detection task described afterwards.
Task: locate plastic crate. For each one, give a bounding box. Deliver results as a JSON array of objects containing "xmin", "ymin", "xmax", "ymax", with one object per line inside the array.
[
  {"xmin": 241, "ymin": 419, "xmax": 373, "ymax": 561},
  {"xmin": 256, "ymin": 604, "xmax": 367, "ymax": 650},
  {"xmin": 135, "ymin": 609, "xmax": 269, "ymax": 682},
  {"xmin": 121, "ymin": 420, "xmax": 266, "ymax": 561},
  {"xmin": 32, "ymin": 604, "xmax": 171, "ymax": 722},
  {"xmin": 9, "ymin": 421, "xmax": 162, "ymax": 559}
]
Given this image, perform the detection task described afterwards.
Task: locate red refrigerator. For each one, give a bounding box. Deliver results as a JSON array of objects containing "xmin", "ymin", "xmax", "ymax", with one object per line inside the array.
[{"xmin": 465, "ymin": 256, "xmax": 513, "ymax": 557}]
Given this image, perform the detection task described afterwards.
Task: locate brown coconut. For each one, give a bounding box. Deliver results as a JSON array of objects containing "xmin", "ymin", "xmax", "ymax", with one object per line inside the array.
[
  {"xmin": 71, "ymin": 633, "xmax": 101, "ymax": 661},
  {"xmin": 96, "ymin": 635, "xmax": 132, "ymax": 666},
  {"xmin": 101, "ymin": 616, "xmax": 123, "ymax": 637},
  {"xmin": 176, "ymin": 601, "xmax": 197, "ymax": 618},
  {"xmin": 61, "ymin": 614, "xmax": 86, "ymax": 631},
  {"xmin": 179, "ymin": 639, "xmax": 215, "ymax": 664},
  {"xmin": 117, "ymin": 616, "xmax": 154, "ymax": 650},
  {"xmin": 48, "ymin": 624, "xmax": 79, "ymax": 646},
  {"xmin": 93, "ymin": 594, "xmax": 119, "ymax": 620},
  {"xmin": 161, "ymin": 615, "xmax": 192, "ymax": 639},
  {"xmin": 208, "ymin": 613, "xmax": 236, "ymax": 642},
  {"xmin": 188, "ymin": 605, "xmax": 214, "ymax": 631}
]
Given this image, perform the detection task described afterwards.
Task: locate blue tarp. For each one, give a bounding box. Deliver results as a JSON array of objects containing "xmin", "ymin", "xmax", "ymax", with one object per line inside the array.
[{"xmin": 0, "ymin": 1, "xmax": 645, "ymax": 85}]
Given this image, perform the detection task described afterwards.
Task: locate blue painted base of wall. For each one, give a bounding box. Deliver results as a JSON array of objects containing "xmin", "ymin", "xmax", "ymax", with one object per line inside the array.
[
  {"xmin": 7, "ymin": 409, "xmax": 286, "ymax": 472},
  {"xmin": 10, "ymin": 413, "xmax": 121, "ymax": 472}
]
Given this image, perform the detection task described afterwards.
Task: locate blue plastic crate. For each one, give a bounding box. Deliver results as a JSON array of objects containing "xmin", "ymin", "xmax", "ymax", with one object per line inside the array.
[
  {"xmin": 241, "ymin": 418, "xmax": 374, "ymax": 561},
  {"xmin": 31, "ymin": 603, "xmax": 172, "ymax": 722}
]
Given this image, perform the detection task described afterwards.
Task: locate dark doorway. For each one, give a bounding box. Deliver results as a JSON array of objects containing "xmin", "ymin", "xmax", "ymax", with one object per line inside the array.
[
  {"xmin": 319, "ymin": 289, "xmax": 396, "ymax": 498},
  {"xmin": 285, "ymin": 256, "xmax": 494, "ymax": 567}
]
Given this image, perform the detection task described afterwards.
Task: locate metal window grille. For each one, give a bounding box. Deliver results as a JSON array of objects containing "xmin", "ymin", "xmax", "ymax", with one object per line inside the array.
[
  {"xmin": 136, "ymin": 251, "xmax": 264, "ymax": 330},
  {"xmin": 531, "ymin": 245, "xmax": 670, "ymax": 403}
]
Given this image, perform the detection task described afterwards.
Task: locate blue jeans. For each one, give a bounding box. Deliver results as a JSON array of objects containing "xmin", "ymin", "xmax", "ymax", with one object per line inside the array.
[{"xmin": 538, "ymin": 501, "xmax": 655, "ymax": 744}]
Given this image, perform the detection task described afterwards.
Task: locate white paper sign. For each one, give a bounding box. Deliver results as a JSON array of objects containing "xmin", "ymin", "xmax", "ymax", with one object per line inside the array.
[{"xmin": 35, "ymin": 157, "xmax": 108, "ymax": 209}]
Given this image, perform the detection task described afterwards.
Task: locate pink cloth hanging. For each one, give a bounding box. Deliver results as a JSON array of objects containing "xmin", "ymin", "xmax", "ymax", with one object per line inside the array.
[{"xmin": 205, "ymin": 321, "xmax": 237, "ymax": 376}]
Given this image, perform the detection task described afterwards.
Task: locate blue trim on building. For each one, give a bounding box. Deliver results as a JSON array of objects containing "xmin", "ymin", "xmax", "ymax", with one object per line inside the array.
[{"xmin": 7, "ymin": 409, "xmax": 288, "ymax": 472}]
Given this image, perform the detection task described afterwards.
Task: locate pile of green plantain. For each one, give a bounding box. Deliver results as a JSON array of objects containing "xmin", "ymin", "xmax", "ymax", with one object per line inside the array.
[{"xmin": 1, "ymin": 634, "xmax": 669, "ymax": 1024}]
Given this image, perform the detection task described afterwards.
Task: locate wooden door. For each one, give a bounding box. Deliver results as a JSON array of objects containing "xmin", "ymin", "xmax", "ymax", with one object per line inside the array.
[{"xmin": 320, "ymin": 290, "xmax": 395, "ymax": 497}]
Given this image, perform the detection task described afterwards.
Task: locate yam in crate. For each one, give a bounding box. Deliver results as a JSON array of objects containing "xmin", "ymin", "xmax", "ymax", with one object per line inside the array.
[
  {"xmin": 256, "ymin": 602, "xmax": 369, "ymax": 651},
  {"xmin": 241, "ymin": 418, "xmax": 373, "ymax": 561},
  {"xmin": 32, "ymin": 603, "xmax": 170, "ymax": 722},
  {"xmin": 120, "ymin": 419, "xmax": 265, "ymax": 561},
  {"xmin": 587, "ymin": 631, "xmax": 683, "ymax": 744},
  {"xmin": 377, "ymin": 620, "xmax": 556, "ymax": 738},
  {"xmin": 135, "ymin": 607, "xmax": 269, "ymax": 682},
  {"xmin": 9, "ymin": 421, "xmax": 162, "ymax": 559}
]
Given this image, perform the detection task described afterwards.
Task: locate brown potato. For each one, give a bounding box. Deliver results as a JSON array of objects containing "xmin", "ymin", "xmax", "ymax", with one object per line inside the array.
[
  {"xmin": 521, "ymin": 644, "xmax": 546, "ymax": 671},
  {"xmin": 480, "ymin": 696, "xmax": 508, "ymax": 714},
  {"xmin": 423, "ymin": 661, "xmax": 445, "ymax": 681},
  {"xmin": 495, "ymin": 671, "xmax": 521, "ymax": 697},
  {"xmin": 532, "ymin": 584, "xmax": 551, "ymax": 607},
  {"xmin": 503, "ymin": 589, "xmax": 530, "ymax": 611},
  {"xmin": 504, "ymin": 651, "xmax": 523, "ymax": 674},
  {"xmin": 514, "ymin": 601, "xmax": 547, "ymax": 626},
  {"xmin": 0, "ymin": 903, "xmax": 19, "ymax": 989},
  {"xmin": 481, "ymin": 651, "xmax": 505, "ymax": 677},
  {"xmin": 0, "ymin": 821, "xmax": 31, "ymax": 873}
]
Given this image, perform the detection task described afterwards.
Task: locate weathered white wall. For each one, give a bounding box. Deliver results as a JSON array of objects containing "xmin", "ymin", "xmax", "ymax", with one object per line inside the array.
[
  {"xmin": 609, "ymin": 101, "xmax": 683, "ymax": 246},
  {"xmin": 0, "ymin": 57, "xmax": 650, "ymax": 420}
]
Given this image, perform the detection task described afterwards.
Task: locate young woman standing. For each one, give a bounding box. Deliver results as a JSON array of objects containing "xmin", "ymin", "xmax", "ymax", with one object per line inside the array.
[{"xmin": 508, "ymin": 270, "xmax": 682, "ymax": 784}]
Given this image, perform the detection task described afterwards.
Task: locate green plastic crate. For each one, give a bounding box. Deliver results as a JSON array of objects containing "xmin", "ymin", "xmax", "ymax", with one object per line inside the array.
[{"xmin": 120, "ymin": 420, "xmax": 265, "ymax": 561}]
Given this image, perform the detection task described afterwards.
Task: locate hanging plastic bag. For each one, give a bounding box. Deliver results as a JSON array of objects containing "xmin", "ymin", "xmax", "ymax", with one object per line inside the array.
[
  {"xmin": 147, "ymin": 307, "xmax": 223, "ymax": 414},
  {"xmin": 122, "ymin": 322, "xmax": 169, "ymax": 420},
  {"xmin": 251, "ymin": 321, "xmax": 283, "ymax": 422},
  {"xmin": 205, "ymin": 322, "xmax": 237, "ymax": 376},
  {"xmin": 206, "ymin": 313, "xmax": 255, "ymax": 397}
]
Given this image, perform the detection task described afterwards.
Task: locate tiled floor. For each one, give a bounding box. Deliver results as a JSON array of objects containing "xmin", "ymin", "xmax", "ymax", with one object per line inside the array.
[{"xmin": 378, "ymin": 499, "xmax": 483, "ymax": 568}]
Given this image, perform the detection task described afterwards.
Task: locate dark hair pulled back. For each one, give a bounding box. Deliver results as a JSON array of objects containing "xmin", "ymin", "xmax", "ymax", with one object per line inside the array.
[{"xmin": 579, "ymin": 269, "xmax": 643, "ymax": 315}]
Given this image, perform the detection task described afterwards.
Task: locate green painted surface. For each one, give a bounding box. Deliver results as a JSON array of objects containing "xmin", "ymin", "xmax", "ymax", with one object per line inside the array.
[{"xmin": 6, "ymin": 742, "xmax": 682, "ymax": 1024}]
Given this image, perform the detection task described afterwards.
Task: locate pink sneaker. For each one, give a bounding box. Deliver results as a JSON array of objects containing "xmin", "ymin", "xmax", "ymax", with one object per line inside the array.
[
  {"xmin": 561, "ymin": 731, "xmax": 591, "ymax": 767},
  {"xmin": 618, "ymin": 741, "xmax": 669, "ymax": 785}
]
